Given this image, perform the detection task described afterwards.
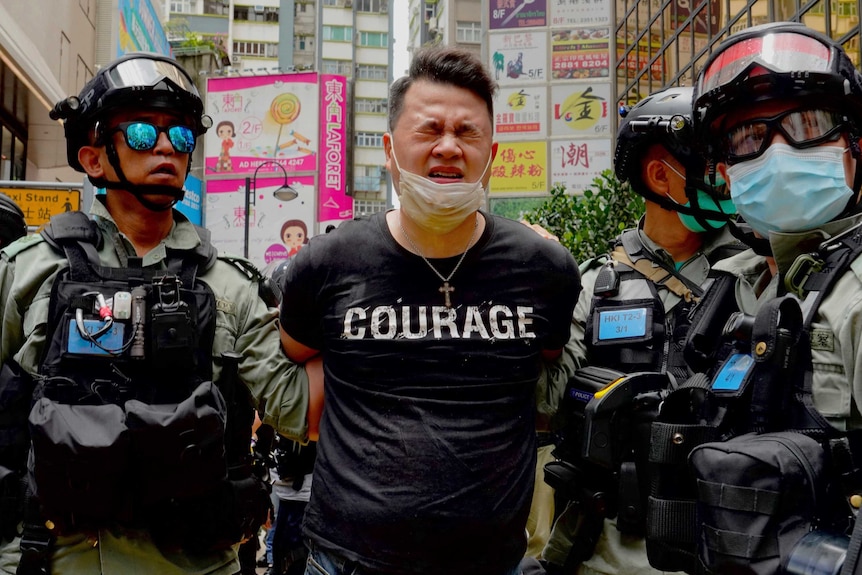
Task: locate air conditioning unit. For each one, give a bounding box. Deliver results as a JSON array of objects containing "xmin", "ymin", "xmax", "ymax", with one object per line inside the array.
[
  {"xmin": 231, "ymin": 54, "xmax": 242, "ymax": 65},
  {"xmin": 428, "ymin": 16, "xmax": 437, "ymax": 28},
  {"xmin": 344, "ymin": 0, "xmax": 353, "ymax": 7},
  {"xmin": 253, "ymin": 5, "xmax": 264, "ymax": 13}
]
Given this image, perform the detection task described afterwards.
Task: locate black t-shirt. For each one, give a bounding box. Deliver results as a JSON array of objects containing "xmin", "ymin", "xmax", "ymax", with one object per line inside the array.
[{"xmin": 281, "ymin": 211, "xmax": 580, "ymax": 575}]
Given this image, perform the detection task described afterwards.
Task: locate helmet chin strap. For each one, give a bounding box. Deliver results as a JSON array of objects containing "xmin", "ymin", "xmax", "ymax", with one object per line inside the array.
[{"xmin": 92, "ymin": 140, "xmax": 186, "ymax": 213}]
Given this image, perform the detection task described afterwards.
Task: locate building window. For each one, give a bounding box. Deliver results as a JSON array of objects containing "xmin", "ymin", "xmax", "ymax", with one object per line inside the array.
[
  {"xmin": 203, "ymin": 0, "xmax": 227, "ymax": 15},
  {"xmin": 353, "ymin": 199, "xmax": 387, "ymax": 216},
  {"xmin": 354, "ymin": 165, "xmax": 384, "ymax": 192},
  {"xmin": 233, "ymin": 41, "xmax": 279, "ymax": 58},
  {"xmin": 355, "ymin": 98, "xmax": 387, "ymax": 114},
  {"xmin": 456, "ymin": 21, "xmax": 481, "ymax": 43},
  {"xmin": 170, "ymin": 0, "xmax": 197, "ymax": 12},
  {"xmin": 356, "ymin": 0, "xmax": 389, "ymax": 13},
  {"xmin": 359, "ymin": 31, "xmax": 389, "ymax": 47},
  {"xmin": 296, "ymin": 36, "xmax": 314, "ymax": 51},
  {"xmin": 322, "ymin": 0, "xmax": 338, "ymax": 5},
  {"xmin": 356, "ymin": 132, "xmax": 384, "ymax": 147},
  {"xmin": 323, "ymin": 25, "xmax": 353, "ymax": 41},
  {"xmin": 356, "ymin": 64, "xmax": 387, "ymax": 80},
  {"xmin": 322, "ymin": 59, "xmax": 353, "ymax": 76},
  {"xmin": 234, "ymin": 5, "xmax": 279, "ymax": 22}
]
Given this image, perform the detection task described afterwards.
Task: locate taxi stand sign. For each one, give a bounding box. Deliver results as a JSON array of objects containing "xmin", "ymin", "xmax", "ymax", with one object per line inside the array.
[{"xmin": 0, "ymin": 187, "xmax": 82, "ymax": 228}]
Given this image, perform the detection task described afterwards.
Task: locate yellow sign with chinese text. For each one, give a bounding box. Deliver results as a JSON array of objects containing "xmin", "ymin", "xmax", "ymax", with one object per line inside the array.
[
  {"xmin": 1, "ymin": 187, "xmax": 81, "ymax": 227},
  {"xmin": 490, "ymin": 141, "xmax": 548, "ymax": 195}
]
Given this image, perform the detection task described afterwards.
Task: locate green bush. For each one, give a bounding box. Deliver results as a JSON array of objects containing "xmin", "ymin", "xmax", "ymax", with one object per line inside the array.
[{"xmin": 523, "ymin": 170, "xmax": 645, "ymax": 264}]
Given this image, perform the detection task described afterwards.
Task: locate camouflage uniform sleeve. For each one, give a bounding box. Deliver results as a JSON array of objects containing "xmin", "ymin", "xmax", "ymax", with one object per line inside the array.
[{"xmin": 206, "ymin": 260, "xmax": 310, "ymax": 443}]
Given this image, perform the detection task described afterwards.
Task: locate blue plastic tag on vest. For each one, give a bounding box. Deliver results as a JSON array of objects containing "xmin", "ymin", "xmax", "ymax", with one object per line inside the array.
[
  {"xmin": 712, "ymin": 353, "xmax": 755, "ymax": 393},
  {"xmin": 67, "ymin": 319, "xmax": 125, "ymax": 356},
  {"xmin": 597, "ymin": 307, "xmax": 648, "ymax": 341}
]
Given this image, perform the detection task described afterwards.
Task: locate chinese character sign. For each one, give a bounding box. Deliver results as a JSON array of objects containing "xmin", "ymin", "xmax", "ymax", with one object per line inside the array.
[
  {"xmin": 489, "ymin": 0, "xmax": 548, "ymax": 29},
  {"xmin": 494, "ymin": 86, "xmax": 548, "ymax": 138},
  {"xmin": 551, "ymin": 139, "xmax": 613, "ymax": 194},
  {"xmin": 550, "ymin": 0, "xmax": 612, "ymax": 27},
  {"xmin": 205, "ymin": 175, "xmax": 316, "ymax": 268},
  {"xmin": 490, "ymin": 141, "xmax": 548, "ymax": 194},
  {"xmin": 318, "ymin": 74, "xmax": 352, "ymax": 222},
  {"xmin": 550, "ymin": 83, "xmax": 611, "ymax": 136},
  {"xmin": 205, "ymin": 73, "xmax": 320, "ymax": 175},
  {"xmin": 670, "ymin": 0, "xmax": 721, "ymax": 35},
  {"xmin": 551, "ymin": 28, "xmax": 611, "ymax": 80},
  {"xmin": 489, "ymin": 31, "xmax": 549, "ymax": 84}
]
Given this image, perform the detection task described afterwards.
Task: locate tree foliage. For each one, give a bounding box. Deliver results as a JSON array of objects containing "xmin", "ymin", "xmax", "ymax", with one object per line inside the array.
[{"xmin": 523, "ymin": 170, "xmax": 645, "ymax": 264}]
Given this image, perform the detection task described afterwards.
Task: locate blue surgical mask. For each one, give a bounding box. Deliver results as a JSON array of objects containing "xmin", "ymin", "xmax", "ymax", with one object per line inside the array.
[
  {"xmin": 662, "ymin": 161, "xmax": 736, "ymax": 233},
  {"xmin": 726, "ymin": 143, "xmax": 853, "ymax": 236}
]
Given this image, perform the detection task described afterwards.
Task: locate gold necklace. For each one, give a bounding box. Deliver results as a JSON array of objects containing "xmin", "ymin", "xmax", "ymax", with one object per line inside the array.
[{"xmin": 397, "ymin": 215, "xmax": 479, "ymax": 308}]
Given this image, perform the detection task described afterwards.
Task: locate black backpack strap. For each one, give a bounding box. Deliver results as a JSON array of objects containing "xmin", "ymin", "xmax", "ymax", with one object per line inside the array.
[{"xmin": 17, "ymin": 490, "xmax": 53, "ymax": 575}]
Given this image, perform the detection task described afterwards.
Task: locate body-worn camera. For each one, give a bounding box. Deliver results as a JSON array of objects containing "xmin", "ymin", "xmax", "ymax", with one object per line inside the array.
[{"xmin": 545, "ymin": 367, "xmax": 670, "ymax": 541}]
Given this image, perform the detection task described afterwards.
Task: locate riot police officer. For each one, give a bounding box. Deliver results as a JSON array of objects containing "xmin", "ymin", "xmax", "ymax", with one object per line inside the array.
[
  {"xmin": 641, "ymin": 22, "xmax": 862, "ymax": 575},
  {"xmin": 540, "ymin": 87, "xmax": 742, "ymax": 575},
  {"xmin": 0, "ymin": 52, "xmax": 312, "ymax": 574}
]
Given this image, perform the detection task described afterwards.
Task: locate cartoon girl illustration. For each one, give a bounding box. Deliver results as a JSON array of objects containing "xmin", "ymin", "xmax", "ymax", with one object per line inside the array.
[
  {"xmin": 215, "ymin": 120, "xmax": 235, "ymax": 172},
  {"xmin": 281, "ymin": 219, "xmax": 308, "ymax": 257}
]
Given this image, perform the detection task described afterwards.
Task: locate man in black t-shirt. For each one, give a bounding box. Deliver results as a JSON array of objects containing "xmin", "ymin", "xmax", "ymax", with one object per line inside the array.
[{"xmin": 279, "ymin": 46, "xmax": 580, "ymax": 575}]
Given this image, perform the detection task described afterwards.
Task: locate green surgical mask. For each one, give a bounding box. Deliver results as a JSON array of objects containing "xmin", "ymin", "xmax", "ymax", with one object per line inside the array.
[
  {"xmin": 676, "ymin": 188, "xmax": 736, "ymax": 233},
  {"xmin": 661, "ymin": 161, "xmax": 735, "ymax": 233}
]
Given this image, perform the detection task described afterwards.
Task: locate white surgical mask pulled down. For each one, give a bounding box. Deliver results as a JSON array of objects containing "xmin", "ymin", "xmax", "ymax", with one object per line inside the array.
[
  {"xmin": 391, "ymin": 144, "xmax": 493, "ymax": 234},
  {"xmin": 725, "ymin": 143, "xmax": 853, "ymax": 237}
]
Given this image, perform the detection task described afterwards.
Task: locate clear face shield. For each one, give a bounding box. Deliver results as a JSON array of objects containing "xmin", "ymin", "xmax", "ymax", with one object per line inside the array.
[
  {"xmin": 698, "ymin": 32, "xmax": 834, "ymax": 97},
  {"xmin": 105, "ymin": 56, "xmax": 201, "ymax": 98}
]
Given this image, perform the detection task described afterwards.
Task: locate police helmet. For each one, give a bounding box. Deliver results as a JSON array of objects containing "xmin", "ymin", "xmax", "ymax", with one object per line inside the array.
[
  {"xmin": 615, "ymin": 87, "xmax": 731, "ymax": 225},
  {"xmin": 692, "ymin": 22, "xmax": 862, "ymax": 153},
  {"xmin": 0, "ymin": 193, "xmax": 26, "ymax": 248},
  {"xmin": 51, "ymin": 52, "xmax": 212, "ymax": 172},
  {"xmin": 615, "ymin": 86, "xmax": 695, "ymax": 194}
]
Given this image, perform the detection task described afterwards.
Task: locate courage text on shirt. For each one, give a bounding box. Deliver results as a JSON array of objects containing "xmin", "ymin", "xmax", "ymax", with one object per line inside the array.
[{"xmin": 342, "ymin": 304, "xmax": 537, "ymax": 340}]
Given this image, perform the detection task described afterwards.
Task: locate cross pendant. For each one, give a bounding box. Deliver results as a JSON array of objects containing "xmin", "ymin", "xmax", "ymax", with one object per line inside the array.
[{"xmin": 439, "ymin": 281, "xmax": 455, "ymax": 308}]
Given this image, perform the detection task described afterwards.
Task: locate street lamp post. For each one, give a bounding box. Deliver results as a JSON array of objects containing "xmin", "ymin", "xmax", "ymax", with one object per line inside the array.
[{"xmin": 243, "ymin": 160, "xmax": 298, "ymax": 259}]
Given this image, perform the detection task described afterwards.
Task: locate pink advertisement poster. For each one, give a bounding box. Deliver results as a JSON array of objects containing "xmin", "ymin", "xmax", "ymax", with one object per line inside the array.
[
  {"xmin": 205, "ymin": 175, "xmax": 316, "ymax": 269},
  {"xmin": 205, "ymin": 72, "xmax": 351, "ymax": 243}
]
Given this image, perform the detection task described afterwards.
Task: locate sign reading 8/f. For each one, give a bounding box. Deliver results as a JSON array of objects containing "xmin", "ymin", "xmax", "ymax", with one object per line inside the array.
[{"xmin": 0, "ymin": 187, "xmax": 81, "ymax": 227}]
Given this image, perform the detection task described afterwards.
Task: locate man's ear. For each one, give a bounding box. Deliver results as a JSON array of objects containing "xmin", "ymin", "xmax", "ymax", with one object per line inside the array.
[
  {"xmin": 77, "ymin": 145, "xmax": 107, "ymax": 180},
  {"xmin": 644, "ymin": 158, "xmax": 671, "ymax": 196},
  {"xmin": 383, "ymin": 132, "xmax": 393, "ymax": 173}
]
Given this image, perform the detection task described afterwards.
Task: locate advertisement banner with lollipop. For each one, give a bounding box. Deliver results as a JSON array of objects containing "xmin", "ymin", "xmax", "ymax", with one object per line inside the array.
[{"xmin": 204, "ymin": 73, "xmax": 319, "ymax": 175}]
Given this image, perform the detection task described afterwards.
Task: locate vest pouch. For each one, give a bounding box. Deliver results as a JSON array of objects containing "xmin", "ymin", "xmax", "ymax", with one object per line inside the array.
[
  {"xmin": 28, "ymin": 399, "xmax": 129, "ymax": 527},
  {"xmin": 690, "ymin": 431, "xmax": 827, "ymax": 575},
  {"xmin": 125, "ymin": 380, "xmax": 227, "ymax": 506}
]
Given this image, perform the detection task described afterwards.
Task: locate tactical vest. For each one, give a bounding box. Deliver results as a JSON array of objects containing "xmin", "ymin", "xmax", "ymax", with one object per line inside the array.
[
  {"xmin": 585, "ymin": 230, "xmax": 705, "ymax": 383},
  {"xmin": 644, "ymin": 222, "xmax": 862, "ymax": 573},
  {"xmin": 13, "ymin": 212, "xmax": 270, "ymax": 571}
]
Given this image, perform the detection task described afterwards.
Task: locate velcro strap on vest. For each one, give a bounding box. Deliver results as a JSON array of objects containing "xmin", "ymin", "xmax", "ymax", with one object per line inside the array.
[
  {"xmin": 612, "ymin": 246, "xmax": 698, "ymax": 302},
  {"xmin": 646, "ymin": 496, "xmax": 696, "ymax": 544},
  {"xmin": 701, "ymin": 523, "xmax": 779, "ymax": 560},
  {"xmin": 696, "ymin": 479, "xmax": 781, "ymax": 514}
]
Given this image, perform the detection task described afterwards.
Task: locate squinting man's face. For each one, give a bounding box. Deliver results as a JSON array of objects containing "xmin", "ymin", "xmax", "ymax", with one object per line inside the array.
[{"xmin": 384, "ymin": 80, "xmax": 497, "ymax": 194}]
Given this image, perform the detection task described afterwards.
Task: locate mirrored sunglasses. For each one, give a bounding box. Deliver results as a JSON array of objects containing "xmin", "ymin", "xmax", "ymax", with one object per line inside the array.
[
  {"xmin": 113, "ymin": 122, "xmax": 196, "ymax": 154},
  {"xmin": 724, "ymin": 108, "xmax": 845, "ymax": 164}
]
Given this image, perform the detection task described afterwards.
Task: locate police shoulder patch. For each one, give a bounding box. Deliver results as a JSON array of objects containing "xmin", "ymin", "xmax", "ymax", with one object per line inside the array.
[
  {"xmin": 1, "ymin": 234, "xmax": 46, "ymax": 259},
  {"xmin": 809, "ymin": 328, "xmax": 834, "ymax": 352}
]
